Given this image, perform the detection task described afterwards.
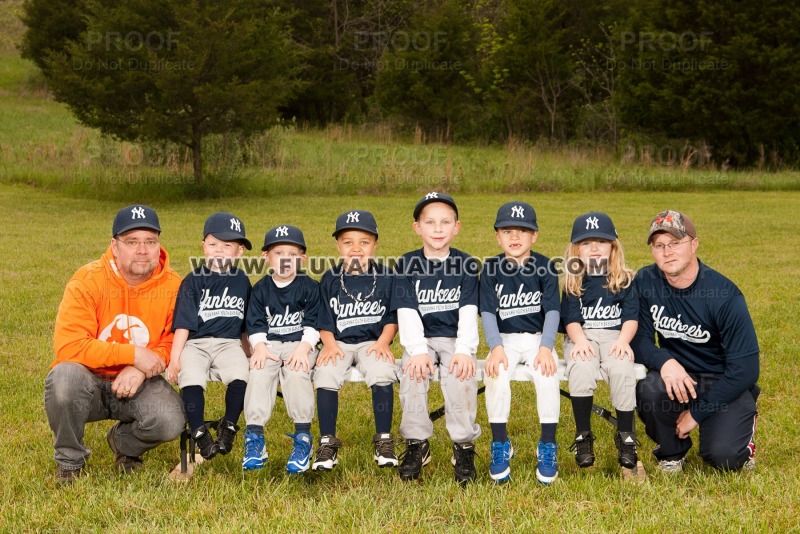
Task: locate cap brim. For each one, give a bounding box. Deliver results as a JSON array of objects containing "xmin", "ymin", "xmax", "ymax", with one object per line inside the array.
[
  {"xmin": 332, "ymin": 226, "xmax": 378, "ymax": 238},
  {"xmin": 262, "ymin": 239, "xmax": 306, "ymax": 252},
  {"xmin": 114, "ymin": 223, "xmax": 161, "ymax": 236},
  {"xmin": 646, "ymin": 228, "xmax": 683, "ymax": 244},
  {"xmin": 209, "ymin": 232, "xmax": 252, "ymax": 250},
  {"xmin": 413, "ymin": 199, "xmax": 459, "ymax": 220},
  {"xmin": 572, "ymin": 230, "xmax": 617, "ymax": 243},
  {"xmin": 494, "ymin": 221, "xmax": 538, "ymax": 231}
]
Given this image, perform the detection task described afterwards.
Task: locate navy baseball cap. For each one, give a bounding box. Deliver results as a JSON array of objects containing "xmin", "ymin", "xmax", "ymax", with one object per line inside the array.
[
  {"xmin": 647, "ymin": 210, "xmax": 697, "ymax": 244},
  {"xmin": 203, "ymin": 211, "xmax": 252, "ymax": 250},
  {"xmin": 494, "ymin": 201, "xmax": 538, "ymax": 231},
  {"xmin": 571, "ymin": 212, "xmax": 618, "ymax": 243},
  {"xmin": 262, "ymin": 225, "xmax": 306, "ymax": 252},
  {"xmin": 413, "ymin": 192, "xmax": 459, "ymax": 220},
  {"xmin": 332, "ymin": 210, "xmax": 379, "ymax": 238},
  {"xmin": 112, "ymin": 204, "xmax": 161, "ymax": 236}
]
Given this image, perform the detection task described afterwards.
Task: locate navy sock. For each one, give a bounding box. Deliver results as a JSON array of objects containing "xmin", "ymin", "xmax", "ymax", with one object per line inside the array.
[
  {"xmin": 224, "ymin": 379, "xmax": 246, "ymax": 424},
  {"xmin": 295, "ymin": 422, "xmax": 312, "ymax": 435},
  {"xmin": 616, "ymin": 410, "xmax": 635, "ymax": 433},
  {"xmin": 541, "ymin": 423, "xmax": 557, "ymax": 443},
  {"xmin": 491, "ymin": 423, "xmax": 508, "ymax": 443},
  {"xmin": 182, "ymin": 386, "xmax": 205, "ymax": 432},
  {"xmin": 246, "ymin": 424, "xmax": 263, "ymax": 435},
  {"xmin": 571, "ymin": 395, "xmax": 593, "ymax": 433},
  {"xmin": 317, "ymin": 388, "xmax": 339, "ymax": 437},
  {"xmin": 371, "ymin": 384, "xmax": 394, "ymax": 434}
]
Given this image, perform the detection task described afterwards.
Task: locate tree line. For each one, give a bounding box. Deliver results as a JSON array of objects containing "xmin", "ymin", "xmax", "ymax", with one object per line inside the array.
[{"xmin": 21, "ymin": 0, "xmax": 800, "ymax": 181}]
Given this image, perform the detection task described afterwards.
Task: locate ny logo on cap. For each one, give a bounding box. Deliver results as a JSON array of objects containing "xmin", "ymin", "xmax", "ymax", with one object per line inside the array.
[
  {"xmin": 346, "ymin": 212, "xmax": 360, "ymax": 223},
  {"xmin": 276, "ymin": 226, "xmax": 289, "ymax": 237},
  {"xmin": 131, "ymin": 207, "xmax": 146, "ymax": 219},
  {"xmin": 230, "ymin": 218, "xmax": 241, "ymax": 232},
  {"xmin": 586, "ymin": 216, "xmax": 599, "ymax": 230},
  {"xmin": 511, "ymin": 205, "xmax": 525, "ymax": 218},
  {"xmin": 425, "ymin": 192, "xmax": 439, "ymax": 200}
]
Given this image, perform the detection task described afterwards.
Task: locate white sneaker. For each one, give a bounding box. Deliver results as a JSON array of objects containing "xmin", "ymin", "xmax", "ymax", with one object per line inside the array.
[{"xmin": 657, "ymin": 457, "xmax": 686, "ymax": 473}]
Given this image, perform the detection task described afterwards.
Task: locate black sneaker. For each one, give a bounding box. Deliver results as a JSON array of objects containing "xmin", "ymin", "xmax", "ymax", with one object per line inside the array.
[
  {"xmin": 216, "ymin": 419, "xmax": 240, "ymax": 455},
  {"xmin": 373, "ymin": 433, "xmax": 399, "ymax": 467},
  {"xmin": 398, "ymin": 439, "xmax": 431, "ymax": 481},
  {"xmin": 569, "ymin": 431, "xmax": 596, "ymax": 468},
  {"xmin": 107, "ymin": 424, "xmax": 144, "ymax": 473},
  {"xmin": 192, "ymin": 424, "xmax": 220, "ymax": 460},
  {"xmin": 451, "ymin": 442, "xmax": 477, "ymax": 486},
  {"xmin": 615, "ymin": 431, "xmax": 639, "ymax": 469},
  {"xmin": 56, "ymin": 464, "xmax": 84, "ymax": 485},
  {"xmin": 312, "ymin": 435, "xmax": 342, "ymax": 471}
]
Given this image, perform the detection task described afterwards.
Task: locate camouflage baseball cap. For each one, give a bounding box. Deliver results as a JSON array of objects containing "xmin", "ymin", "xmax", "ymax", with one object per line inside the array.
[{"xmin": 647, "ymin": 210, "xmax": 696, "ymax": 244}]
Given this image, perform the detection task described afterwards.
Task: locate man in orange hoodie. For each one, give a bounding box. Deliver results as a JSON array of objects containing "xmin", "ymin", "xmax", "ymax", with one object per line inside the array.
[{"xmin": 45, "ymin": 204, "xmax": 185, "ymax": 484}]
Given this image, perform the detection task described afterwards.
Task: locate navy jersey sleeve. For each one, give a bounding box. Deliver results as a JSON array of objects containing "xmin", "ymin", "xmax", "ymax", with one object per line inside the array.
[
  {"xmin": 460, "ymin": 256, "xmax": 480, "ymax": 307},
  {"xmin": 172, "ymin": 271, "xmax": 200, "ymax": 332},
  {"xmin": 301, "ymin": 277, "xmax": 321, "ymax": 329},
  {"xmin": 316, "ymin": 272, "xmax": 336, "ymax": 333},
  {"xmin": 561, "ymin": 290, "xmax": 583, "ymax": 327},
  {"xmin": 479, "ymin": 260, "xmax": 499, "ymax": 315},
  {"xmin": 246, "ymin": 278, "xmax": 269, "ymax": 336},
  {"xmin": 716, "ymin": 292, "xmax": 759, "ymax": 360},
  {"xmin": 540, "ymin": 257, "xmax": 561, "ymax": 314},
  {"xmin": 620, "ymin": 282, "xmax": 639, "ymax": 323}
]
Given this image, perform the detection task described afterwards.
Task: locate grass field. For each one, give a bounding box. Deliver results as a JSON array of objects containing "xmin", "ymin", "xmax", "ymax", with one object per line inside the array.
[
  {"xmin": 1, "ymin": 184, "xmax": 798, "ymax": 532},
  {"xmin": 1, "ymin": 17, "xmax": 799, "ymax": 531}
]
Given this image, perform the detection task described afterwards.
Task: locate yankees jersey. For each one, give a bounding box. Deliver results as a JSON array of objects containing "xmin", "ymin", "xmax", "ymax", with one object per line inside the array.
[
  {"xmin": 393, "ymin": 248, "xmax": 479, "ymax": 338},
  {"xmin": 479, "ymin": 252, "xmax": 560, "ymax": 334},
  {"xmin": 246, "ymin": 274, "xmax": 320, "ymax": 342},
  {"xmin": 631, "ymin": 261, "xmax": 759, "ymax": 375},
  {"xmin": 173, "ymin": 265, "xmax": 251, "ymax": 340},
  {"xmin": 317, "ymin": 262, "xmax": 397, "ymax": 344},
  {"xmin": 561, "ymin": 275, "xmax": 638, "ymax": 332}
]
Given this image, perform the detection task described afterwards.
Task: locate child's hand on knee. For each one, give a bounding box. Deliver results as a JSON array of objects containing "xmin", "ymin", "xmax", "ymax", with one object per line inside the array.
[
  {"xmin": 318, "ymin": 343, "xmax": 345, "ymax": 366},
  {"xmin": 450, "ymin": 353, "xmax": 476, "ymax": 381},
  {"xmin": 287, "ymin": 342, "xmax": 313, "ymax": 371},
  {"xmin": 570, "ymin": 339, "xmax": 596, "ymax": 361},
  {"xmin": 609, "ymin": 340, "xmax": 634, "ymax": 361},
  {"xmin": 534, "ymin": 346, "xmax": 557, "ymax": 377},
  {"xmin": 403, "ymin": 353, "xmax": 435, "ymax": 382},
  {"xmin": 485, "ymin": 346, "xmax": 508, "ymax": 378},
  {"xmin": 367, "ymin": 340, "xmax": 394, "ymax": 363}
]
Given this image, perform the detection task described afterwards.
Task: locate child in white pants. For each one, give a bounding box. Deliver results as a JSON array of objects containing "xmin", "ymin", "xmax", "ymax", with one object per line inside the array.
[{"xmin": 480, "ymin": 201, "xmax": 561, "ymax": 485}]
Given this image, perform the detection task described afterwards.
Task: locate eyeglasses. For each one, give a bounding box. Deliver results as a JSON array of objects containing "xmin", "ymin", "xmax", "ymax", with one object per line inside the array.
[
  {"xmin": 650, "ymin": 238, "xmax": 692, "ymax": 252},
  {"xmin": 117, "ymin": 238, "xmax": 160, "ymax": 249}
]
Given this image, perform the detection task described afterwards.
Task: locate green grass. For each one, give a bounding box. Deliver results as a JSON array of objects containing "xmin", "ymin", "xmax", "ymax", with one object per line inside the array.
[{"xmin": 1, "ymin": 184, "xmax": 798, "ymax": 531}]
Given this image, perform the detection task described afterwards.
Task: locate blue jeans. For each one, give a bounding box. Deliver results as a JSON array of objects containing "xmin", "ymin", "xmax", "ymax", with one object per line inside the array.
[{"xmin": 44, "ymin": 362, "xmax": 185, "ymax": 469}]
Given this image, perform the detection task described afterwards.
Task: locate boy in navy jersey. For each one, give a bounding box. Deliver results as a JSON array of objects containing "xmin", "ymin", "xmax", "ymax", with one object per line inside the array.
[
  {"xmin": 632, "ymin": 210, "xmax": 759, "ymax": 472},
  {"xmin": 394, "ymin": 192, "xmax": 481, "ymax": 484},
  {"xmin": 312, "ymin": 210, "xmax": 399, "ymax": 471},
  {"xmin": 242, "ymin": 225, "xmax": 320, "ymax": 473},
  {"xmin": 167, "ymin": 212, "xmax": 252, "ymax": 460},
  {"xmin": 561, "ymin": 212, "xmax": 639, "ymax": 470},
  {"xmin": 480, "ymin": 201, "xmax": 561, "ymax": 485}
]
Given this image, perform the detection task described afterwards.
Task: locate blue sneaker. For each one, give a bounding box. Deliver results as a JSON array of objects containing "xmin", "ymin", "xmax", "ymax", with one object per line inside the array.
[
  {"xmin": 489, "ymin": 440, "xmax": 514, "ymax": 483},
  {"xmin": 242, "ymin": 429, "xmax": 268, "ymax": 471},
  {"xmin": 536, "ymin": 441, "xmax": 558, "ymax": 485},
  {"xmin": 286, "ymin": 432, "xmax": 313, "ymax": 474}
]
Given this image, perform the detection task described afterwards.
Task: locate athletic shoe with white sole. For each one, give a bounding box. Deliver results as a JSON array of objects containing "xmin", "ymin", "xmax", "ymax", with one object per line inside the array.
[
  {"xmin": 286, "ymin": 432, "xmax": 313, "ymax": 474},
  {"xmin": 489, "ymin": 439, "xmax": 514, "ymax": 483},
  {"xmin": 312, "ymin": 435, "xmax": 342, "ymax": 471},
  {"xmin": 242, "ymin": 429, "xmax": 268, "ymax": 471},
  {"xmin": 373, "ymin": 433, "xmax": 399, "ymax": 467},
  {"xmin": 398, "ymin": 439, "xmax": 431, "ymax": 481},
  {"xmin": 536, "ymin": 441, "xmax": 558, "ymax": 485}
]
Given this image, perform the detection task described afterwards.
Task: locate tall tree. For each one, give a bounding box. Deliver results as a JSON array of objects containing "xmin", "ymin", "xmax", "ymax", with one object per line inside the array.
[{"xmin": 21, "ymin": 0, "xmax": 300, "ymax": 182}]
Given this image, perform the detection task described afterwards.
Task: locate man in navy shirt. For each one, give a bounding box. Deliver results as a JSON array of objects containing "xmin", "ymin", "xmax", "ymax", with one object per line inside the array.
[{"xmin": 632, "ymin": 210, "xmax": 759, "ymax": 472}]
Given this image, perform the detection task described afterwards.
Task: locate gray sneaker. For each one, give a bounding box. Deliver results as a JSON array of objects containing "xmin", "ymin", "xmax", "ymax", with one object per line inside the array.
[{"xmin": 657, "ymin": 457, "xmax": 686, "ymax": 473}]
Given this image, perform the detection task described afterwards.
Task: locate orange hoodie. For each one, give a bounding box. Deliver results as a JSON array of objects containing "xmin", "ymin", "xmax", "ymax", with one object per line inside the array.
[{"xmin": 52, "ymin": 246, "xmax": 182, "ymax": 377}]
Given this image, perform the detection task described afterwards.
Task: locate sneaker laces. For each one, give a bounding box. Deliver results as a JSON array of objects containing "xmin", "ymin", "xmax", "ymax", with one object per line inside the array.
[
  {"xmin": 288, "ymin": 434, "xmax": 311, "ymax": 461},
  {"xmin": 490, "ymin": 441, "xmax": 508, "ymax": 465},
  {"xmin": 244, "ymin": 433, "xmax": 263, "ymax": 458},
  {"xmin": 569, "ymin": 433, "xmax": 595, "ymax": 456},
  {"xmin": 399, "ymin": 440, "xmax": 424, "ymax": 466},
  {"xmin": 538, "ymin": 442, "xmax": 557, "ymax": 466},
  {"xmin": 454, "ymin": 444, "xmax": 476, "ymax": 470},
  {"xmin": 316, "ymin": 439, "xmax": 339, "ymax": 461},
  {"xmin": 375, "ymin": 436, "xmax": 396, "ymax": 458}
]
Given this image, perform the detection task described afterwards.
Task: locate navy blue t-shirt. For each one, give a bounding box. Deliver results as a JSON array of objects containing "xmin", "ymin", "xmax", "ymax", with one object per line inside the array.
[
  {"xmin": 317, "ymin": 262, "xmax": 398, "ymax": 344},
  {"xmin": 479, "ymin": 252, "xmax": 560, "ymax": 334},
  {"xmin": 631, "ymin": 260, "xmax": 760, "ymax": 422},
  {"xmin": 561, "ymin": 275, "xmax": 638, "ymax": 331},
  {"xmin": 393, "ymin": 248, "xmax": 479, "ymax": 338},
  {"xmin": 246, "ymin": 274, "xmax": 320, "ymax": 342},
  {"xmin": 173, "ymin": 265, "xmax": 251, "ymax": 340}
]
